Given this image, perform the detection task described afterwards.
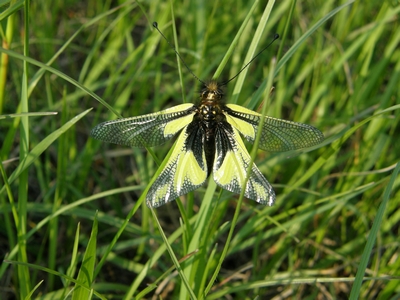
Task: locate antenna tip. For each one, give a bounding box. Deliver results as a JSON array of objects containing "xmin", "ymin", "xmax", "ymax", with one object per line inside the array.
[
  {"xmin": 152, "ymin": 22, "xmax": 158, "ymax": 28},
  {"xmin": 274, "ymin": 33, "xmax": 280, "ymax": 39}
]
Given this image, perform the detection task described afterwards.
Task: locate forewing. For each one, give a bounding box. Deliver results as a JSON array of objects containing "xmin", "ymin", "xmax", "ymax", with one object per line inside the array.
[
  {"xmin": 213, "ymin": 122, "xmax": 275, "ymax": 206},
  {"xmin": 91, "ymin": 103, "xmax": 196, "ymax": 147},
  {"xmin": 146, "ymin": 120, "xmax": 208, "ymax": 207},
  {"xmin": 225, "ymin": 104, "xmax": 324, "ymax": 152}
]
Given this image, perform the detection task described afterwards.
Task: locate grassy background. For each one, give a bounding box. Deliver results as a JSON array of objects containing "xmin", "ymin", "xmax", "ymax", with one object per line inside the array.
[{"xmin": 1, "ymin": 0, "xmax": 399, "ymax": 299}]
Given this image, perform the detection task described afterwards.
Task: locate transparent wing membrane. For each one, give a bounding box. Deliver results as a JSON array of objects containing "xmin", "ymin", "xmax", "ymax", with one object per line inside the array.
[
  {"xmin": 91, "ymin": 104, "xmax": 196, "ymax": 147},
  {"xmin": 225, "ymin": 104, "xmax": 324, "ymax": 152}
]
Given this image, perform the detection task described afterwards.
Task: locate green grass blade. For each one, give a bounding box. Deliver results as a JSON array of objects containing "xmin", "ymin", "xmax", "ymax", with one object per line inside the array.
[
  {"xmin": 0, "ymin": 0, "xmax": 24, "ymax": 22},
  {"xmin": 0, "ymin": 112, "xmax": 57, "ymax": 119},
  {"xmin": 16, "ymin": 2, "xmax": 31, "ymax": 297},
  {"xmin": 349, "ymin": 162, "xmax": 400, "ymax": 299},
  {"xmin": 0, "ymin": 108, "xmax": 92, "ymax": 196},
  {"xmin": 0, "ymin": 48, "xmax": 120, "ymax": 117},
  {"xmin": 72, "ymin": 212, "xmax": 98, "ymax": 300},
  {"xmin": 2, "ymin": 260, "xmax": 106, "ymax": 299},
  {"xmin": 275, "ymin": 0, "xmax": 356, "ymax": 75},
  {"xmin": 182, "ymin": 178, "xmax": 217, "ymax": 299},
  {"xmin": 63, "ymin": 223, "xmax": 81, "ymax": 298},
  {"xmin": 283, "ymin": 103, "xmax": 400, "ymax": 197},
  {"xmin": 230, "ymin": 0, "xmax": 276, "ymax": 104},
  {"xmin": 149, "ymin": 207, "xmax": 197, "ymax": 300},
  {"xmin": 212, "ymin": 0, "xmax": 260, "ymax": 81}
]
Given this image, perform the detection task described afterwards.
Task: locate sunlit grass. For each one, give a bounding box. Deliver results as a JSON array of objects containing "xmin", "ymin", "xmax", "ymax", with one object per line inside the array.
[{"xmin": 1, "ymin": 0, "xmax": 399, "ymax": 299}]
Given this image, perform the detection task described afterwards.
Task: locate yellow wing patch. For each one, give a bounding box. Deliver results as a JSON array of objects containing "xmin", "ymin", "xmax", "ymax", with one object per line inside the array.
[
  {"xmin": 163, "ymin": 113, "xmax": 194, "ymax": 136},
  {"xmin": 146, "ymin": 123, "xmax": 208, "ymax": 207},
  {"xmin": 163, "ymin": 104, "xmax": 196, "ymax": 136},
  {"xmin": 224, "ymin": 114, "xmax": 256, "ymax": 140},
  {"xmin": 224, "ymin": 104, "xmax": 258, "ymax": 140}
]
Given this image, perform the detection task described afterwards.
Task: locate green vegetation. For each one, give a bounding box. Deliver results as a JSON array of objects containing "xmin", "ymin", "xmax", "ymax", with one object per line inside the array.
[{"xmin": 1, "ymin": 0, "xmax": 399, "ymax": 299}]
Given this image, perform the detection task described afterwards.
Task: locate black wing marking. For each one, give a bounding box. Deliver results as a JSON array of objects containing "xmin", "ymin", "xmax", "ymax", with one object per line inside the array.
[
  {"xmin": 213, "ymin": 122, "xmax": 275, "ymax": 205},
  {"xmin": 91, "ymin": 104, "xmax": 196, "ymax": 147},
  {"xmin": 224, "ymin": 104, "xmax": 324, "ymax": 152}
]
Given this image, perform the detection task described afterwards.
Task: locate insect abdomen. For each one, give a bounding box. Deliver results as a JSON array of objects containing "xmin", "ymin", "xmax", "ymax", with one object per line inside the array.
[{"xmin": 204, "ymin": 125, "xmax": 216, "ymax": 177}]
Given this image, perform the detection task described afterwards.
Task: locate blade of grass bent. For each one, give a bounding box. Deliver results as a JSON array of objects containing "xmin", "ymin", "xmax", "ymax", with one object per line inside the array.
[
  {"xmin": 0, "ymin": 105, "xmax": 89, "ymax": 282},
  {"xmin": 284, "ymin": 104, "xmax": 400, "ymax": 197},
  {"xmin": 0, "ymin": 48, "xmax": 121, "ymax": 117},
  {"xmin": 248, "ymin": 1, "xmax": 355, "ymax": 112},
  {"xmin": 0, "ymin": 109, "xmax": 92, "ymax": 196}
]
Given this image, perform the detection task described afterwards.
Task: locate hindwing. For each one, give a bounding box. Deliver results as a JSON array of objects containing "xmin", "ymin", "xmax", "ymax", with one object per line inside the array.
[
  {"xmin": 146, "ymin": 120, "xmax": 208, "ymax": 207},
  {"xmin": 213, "ymin": 122, "xmax": 275, "ymax": 206}
]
